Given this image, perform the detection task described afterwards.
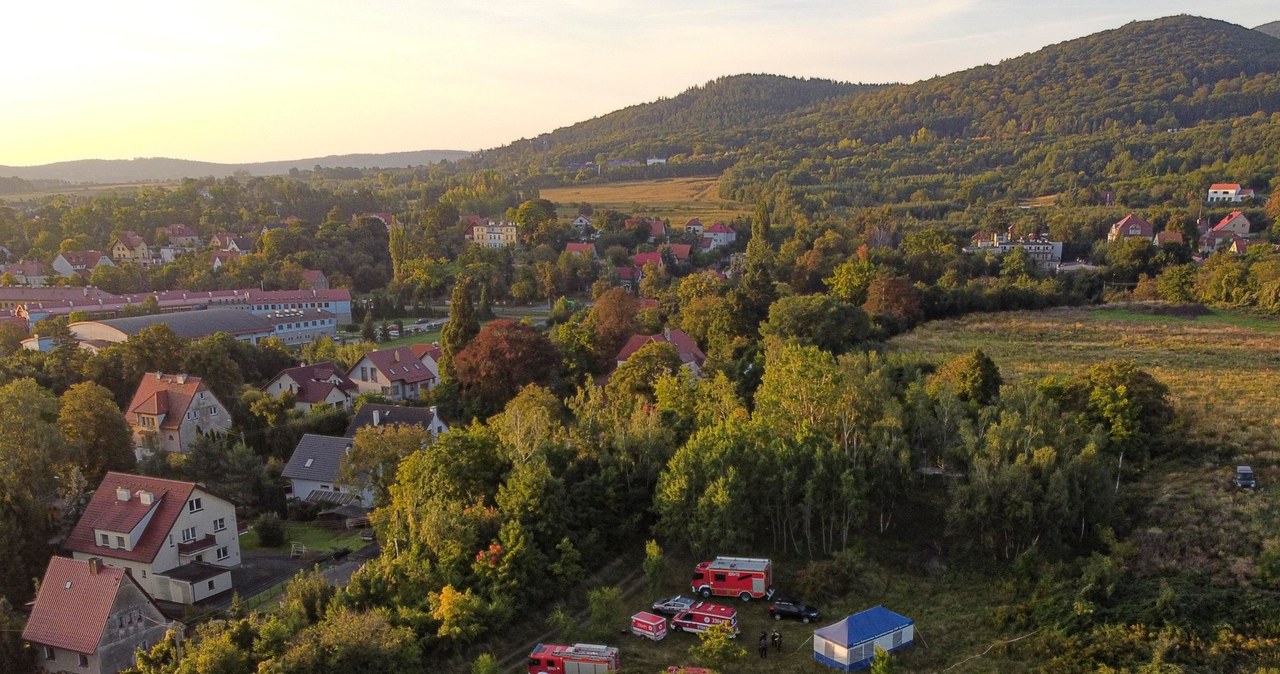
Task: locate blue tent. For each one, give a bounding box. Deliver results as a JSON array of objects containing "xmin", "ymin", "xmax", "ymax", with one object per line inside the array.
[{"xmin": 813, "ymin": 605, "xmax": 914, "ymax": 671}]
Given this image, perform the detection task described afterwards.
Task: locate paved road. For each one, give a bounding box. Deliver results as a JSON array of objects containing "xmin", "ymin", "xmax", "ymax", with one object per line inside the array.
[{"xmin": 322, "ymin": 542, "xmax": 381, "ymax": 586}]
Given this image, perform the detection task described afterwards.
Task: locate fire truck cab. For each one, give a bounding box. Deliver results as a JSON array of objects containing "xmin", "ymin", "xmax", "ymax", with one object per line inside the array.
[
  {"xmin": 691, "ymin": 556, "xmax": 774, "ymax": 600},
  {"xmin": 670, "ymin": 601, "xmax": 740, "ymax": 636},
  {"xmin": 528, "ymin": 643, "xmax": 620, "ymax": 674}
]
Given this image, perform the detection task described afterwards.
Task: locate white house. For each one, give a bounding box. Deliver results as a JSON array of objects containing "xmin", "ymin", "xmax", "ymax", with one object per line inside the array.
[
  {"xmin": 1206, "ymin": 183, "xmax": 1255, "ymax": 203},
  {"xmin": 263, "ymin": 362, "xmax": 358, "ymax": 412},
  {"xmin": 281, "ymin": 434, "xmax": 373, "ymax": 508},
  {"xmin": 126, "ymin": 373, "xmax": 233, "ymax": 457},
  {"xmin": 64, "ymin": 472, "xmax": 241, "ymax": 605},
  {"xmin": 347, "ymin": 346, "xmax": 438, "ymax": 401}
]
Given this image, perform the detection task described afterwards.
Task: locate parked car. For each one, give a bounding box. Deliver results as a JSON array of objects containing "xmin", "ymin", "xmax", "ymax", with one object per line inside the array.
[
  {"xmin": 651, "ymin": 595, "xmax": 697, "ymax": 616},
  {"xmin": 768, "ymin": 598, "xmax": 821, "ymax": 623},
  {"xmin": 1235, "ymin": 465, "xmax": 1257, "ymax": 490}
]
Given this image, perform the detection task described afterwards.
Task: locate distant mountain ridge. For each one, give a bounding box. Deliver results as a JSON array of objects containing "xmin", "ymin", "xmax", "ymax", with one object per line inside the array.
[
  {"xmin": 0, "ymin": 149, "xmax": 472, "ymax": 185},
  {"xmin": 1258, "ymin": 21, "xmax": 1280, "ymax": 38}
]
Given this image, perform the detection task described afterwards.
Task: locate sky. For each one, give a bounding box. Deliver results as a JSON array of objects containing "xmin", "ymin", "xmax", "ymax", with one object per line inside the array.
[{"xmin": 1, "ymin": 0, "xmax": 1275, "ymax": 166}]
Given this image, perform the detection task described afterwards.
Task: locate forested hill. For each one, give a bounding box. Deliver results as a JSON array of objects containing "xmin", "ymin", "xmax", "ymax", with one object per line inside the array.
[
  {"xmin": 779, "ymin": 15, "xmax": 1280, "ymax": 145},
  {"xmin": 0, "ymin": 149, "xmax": 472, "ymax": 185},
  {"xmin": 472, "ymin": 74, "xmax": 873, "ymax": 170},
  {"xmin": 1257, "ymin": 21, "xmax": 1280, "ymax": 38}
]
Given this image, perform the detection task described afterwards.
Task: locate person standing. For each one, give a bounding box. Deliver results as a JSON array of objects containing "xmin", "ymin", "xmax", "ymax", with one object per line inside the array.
[
  {"xmin": 772, "ymin": 629, "xmax": 782, "ymax": 652},
  {"xmin": 759, "ymin": 631, "xmax": 769, "ymax": 659}
]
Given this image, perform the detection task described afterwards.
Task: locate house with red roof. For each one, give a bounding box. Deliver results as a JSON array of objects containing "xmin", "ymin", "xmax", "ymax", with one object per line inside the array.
[
  {"xmin": 409, "ymin": 343, "xmax": 443, "ymax": 381},
  {"xmin": 64, "ymin": 472, "xmax": 240, "ymax": 605},
  {"xmin": 683, "ymin": 218, "xmax": 704, "ymax": 237},
  {"xmin": 701, "ymin": 222, "xmax": 737, "ymax": 251},
  {"xmin": 156, "ymin": 223, "xmax": 201, "ymax": 248},
  {"xmin": 615, "ymin": 328, "xmax": 707, "ymax": 377},
  {"xmin": 648, "ymin": 218, "xmax": 667, "ymax": 243},
  {"xmin": 126, "ymin": 373, "xmax": 232, "ymax": 457},
  {"xmin": 1206, "ymin": 183, "xmax": 1255, "ymax": 203},
  {"xmin": 210, "ymin": 249, "xmax": 241, "ymax": 270},
  {"xmin": 1200, "ymin": 211, "xmax": 1253, "ymax": 253},
  {"xmin": 109, "ymin": 231, "xmax": 152, "ymax": 265},
  {"xmin": 300, "ymin": 269, "xmax": 328, "ymax": 290},
  {"xmin": 616, "ymin": 266, "xmax": 640, "ymax": 291},
  {"xmin": 4, "ymin": 259, "xmax": 51, "ymax": 286},
  {"xmin": 1153, "ymin": 230, "xmax": 1184, "ymax": 246},
  {"xmin": 52, "ymin": 250, "xmax": 115, "ymax": 279},
  {"xmin": 634, "ymin": 252, "xmax": 664, "ymax": 270},
  {"xmin": 663, "ymin": 243, "xmax": 692, "ymax": 265},
  {"xmin": 565, "ymin": 242, "xmax": 598, "ymax": 259},
  {"xmin": 23, "ymin": 556, "xmax": 173, "ymax": 674},
  {"xmin": 347, "ymin": 346, "xmax": 438, "ymax": 401},
  {"xmin": 263, "ymin": 362, "xmax": 358, "ymax": 412},
  {"xmin": 1107, "ymin": 214, "xmax": 1154, "ymax": 242}
]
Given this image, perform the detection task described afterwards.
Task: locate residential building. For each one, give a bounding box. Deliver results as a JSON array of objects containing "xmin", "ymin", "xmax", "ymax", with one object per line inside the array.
[
  {"xmin": 210, "ymin": 250, "xmax": 241, "ymax": 270},
  {"xmin": 300, "ymin": 269, "xmax": 328, "ymax": 290},
  {"xmin": 663, "ymin": 243, "xmax": 692, "ymax": 265},
  {"xmin": 126, "ymin": 373, "xmax": 232, "ymax": 456},
  {"xmin": 634, "ymin": 252, "xmax": 664, "ymax": 270},
  {"xmin": 615, "ymin": 266, "xmax": 639, "ymax": 291},
  {"xmin": 565, "ymin": 242, "xmax": 597, "ymax": 259},
  {"xmin": 108, "ymin": 232, "xmax": 152, "ymax": 265},
  {"xmin": 408, "ymin": 343, "xmax": 443, "ymax": 382},
  {"xmin": 466, "ymin": 220, "xmax": 519, "ymax": 249},
  {"xmin": 1107, "ymin": 214, "xmax": 1155, "ymax": 242},
  {"xmin": 64, "ymin": 472, "xmax": 240, "ymax": 604},
  {"xmin": 1153, "ymin": 230, "xmax": 1185, "ymax": 246},
  {"xmin": 262, "ymin": 362, "xmax": 358, "ymax": 412},
  {"xmin": 570, "ymin": 215, "xmax": 594, "ymax": 233},
  {"xmin": 683, "ymin": 218, "xmax": 704, "ymax": 237},
  {"xmin": 281, "ymin": 434, "xmax": 373, "ymax": 508},
  {"xmin": 1201, "ymin": 211, "xmax": 1253, "ymax": 253},
  {"xmin": 615, "ymin": 328, "xmax": 708, "ymax": 377},
  {"xmin": 156, "ymin": 224, "xmax": 201, "ymax": 248},
  {"xmin": 52, "ymin": 251, "xmax": 114, "ymax": 279},
  {"xmin": 701, "ymin": 223, "xmax": 737, "ymax": 251},
  {"xmin": 348, "ymin": 346, "xmax": 439, "ymax": 400},
  {"xmin": 967, "ymin": 232, "xmax": 1064, "ymax": 267},
  {"xmin": 4, "ymin": 259, "xmax": 50, "ymax": 286},
  {"xmin": 344, "ymin": 403, "xmax": 448, "ymax": 439},
  {"xmin": 1206, "ymin": 183, "xmax": 1255, "ymax": 203},
  {"xmin": 23, "ymin": 557, "xmax": 172, "ymax": 674}
]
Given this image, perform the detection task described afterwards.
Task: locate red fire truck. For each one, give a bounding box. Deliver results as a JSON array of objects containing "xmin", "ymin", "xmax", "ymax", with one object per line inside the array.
[
  {"xmin": 670, "ymin": 601, "xmax": 740, "ymax": 636},
  {"xmin": 691, "ymin": 556, "xmax": 774, "ymax": 600},
  {"xmin": 528, "ymin": 643, "xmax": 619, "ymax": 674}
]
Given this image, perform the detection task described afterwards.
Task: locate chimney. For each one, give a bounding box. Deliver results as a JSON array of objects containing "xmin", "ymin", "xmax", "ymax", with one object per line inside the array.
[
  {"xmin": 88, "ymin": 558, "xmax": 102, "ymax": 575},
  {"xmin": 154, "ymin": 372, "xmax": 162, "ymax": 380},
  {"xmin": 116, "ymin": 486, "xmax": 131, "ymax": 502},
  {"xmin": 83, "ymin": 286, "xmax": 89, "ymax": 297},
  {"xmin": 137, "ymin": 490, "xmax": 153, "ymax": 506},
  {"xmin": 394, "ymin": 351, "xmax": 400, "ymax": 362},
  {"xmin": 429, "ymin": 405, "xmax": 437, "ymax": 418},
  {"xmin": 177, "ymin": 374, "xmax": 188, "ymax": 384},
  {"xmin": 372, "ymin": 410, "xmax": 380, "ymax": 426}
]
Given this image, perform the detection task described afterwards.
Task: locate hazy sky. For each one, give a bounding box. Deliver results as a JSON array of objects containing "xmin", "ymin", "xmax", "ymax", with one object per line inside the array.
[{"xmin": 2, "ymin": 0, "xmax": 1274, "ymax": 166}]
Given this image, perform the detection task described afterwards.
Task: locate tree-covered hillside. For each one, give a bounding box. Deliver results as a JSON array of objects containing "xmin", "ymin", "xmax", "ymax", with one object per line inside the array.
[
  {"xmin": 1257, "ymin": 20, "xmax": 1280, "ymax": 39},
  {"xmin": 471, "ymin": 74, "xmax": 873, "ymax": 170}
]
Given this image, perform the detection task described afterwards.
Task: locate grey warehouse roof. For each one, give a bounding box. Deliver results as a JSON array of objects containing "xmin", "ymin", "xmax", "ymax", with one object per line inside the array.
[{"xmin": 88, "ymin": 308, "xmax": 273, "ymax": 339}]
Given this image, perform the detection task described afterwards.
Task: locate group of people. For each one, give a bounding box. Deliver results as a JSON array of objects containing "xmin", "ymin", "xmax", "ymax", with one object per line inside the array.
[{"xmin": 758, "ymin": 629, "xmax": 782, "ymax": 658}]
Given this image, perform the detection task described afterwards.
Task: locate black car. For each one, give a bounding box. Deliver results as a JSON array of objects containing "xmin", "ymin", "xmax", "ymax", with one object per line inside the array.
[
  {"xmin": 1235, "ymin": 465, "xmax": 1257, "ymax": 490},
  {"xmin": 768, "ymin": 598, "xmax": 821, "ymax": 623},
  {"xmin": 651, "ymin": 595, "xmax": 698, "ymax": 616}
]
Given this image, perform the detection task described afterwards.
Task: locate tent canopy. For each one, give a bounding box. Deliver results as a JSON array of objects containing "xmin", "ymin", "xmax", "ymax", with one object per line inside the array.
[{"xmin": 815, "ymin": 605, "xmax": 913, "ymax": 646}]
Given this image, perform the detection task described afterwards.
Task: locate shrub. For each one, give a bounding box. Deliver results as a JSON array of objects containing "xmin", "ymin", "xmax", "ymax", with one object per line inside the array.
[{"xmin": 256, "ymin": 512, "xmax": 285, "ymax": 547}]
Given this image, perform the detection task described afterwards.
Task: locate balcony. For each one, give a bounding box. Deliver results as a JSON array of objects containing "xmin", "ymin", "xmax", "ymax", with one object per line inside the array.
[{"xmin": 177, "ymin": 533, "xmax": 217, "ymax": 555}]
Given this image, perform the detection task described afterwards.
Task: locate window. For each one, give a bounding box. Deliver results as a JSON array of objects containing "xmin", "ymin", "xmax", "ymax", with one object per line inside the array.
[
  {"xmin": 188, "ymin": 498, "xmax": 203, "ymax": 513},
  {"xmin": 210, "ymin": 406, "xmax": 218, "ymax": 416},
  {"xmin": 79, "ymin": 654, "xmax": 88, "ymax": 667},
  {"xmin": 181, "ymin": 527, "xmax": 197, "ymax": 542},
  {"xmin": 43, "ymin": 646, "xmax": 54, "ymax": 660},
  {"xmin": 100, "ymin": 533, "xmax": 109, "ymax": 546},
  {"xmin": 168, "ymin": 534, "xmax": 174, "ymax": 547},
  {"xmin": 208, "ymin": 580, "xmax": 216, "ymax": 591},
  {"xmin": 116, "ymin": 535, "xmax": 125, "ymax": 548},
  {"xmin": 213, "ymin": 517, "xmax": 226, "ymax": 532},
  {"xmin": 141, "ymin": 570, "xmax": 146, "ymax": 578},
  {"xmin": 198, "ymin": 391, "xmax": 205, "ymax": 399},
  {"xmin": 216, "ymin": 546, "xmax": 229, "ymax": 561}
]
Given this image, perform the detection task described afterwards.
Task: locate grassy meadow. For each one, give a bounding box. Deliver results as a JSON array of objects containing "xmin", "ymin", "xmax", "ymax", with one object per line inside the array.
[{"xmin": 542, "ymin": 177, "xmax": 750, "ymax": 225}]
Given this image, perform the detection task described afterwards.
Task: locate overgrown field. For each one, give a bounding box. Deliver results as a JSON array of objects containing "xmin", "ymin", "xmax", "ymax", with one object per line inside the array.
[{"xmin": 542, "ymin": 177, "xmax": 749, "ymax": 224}]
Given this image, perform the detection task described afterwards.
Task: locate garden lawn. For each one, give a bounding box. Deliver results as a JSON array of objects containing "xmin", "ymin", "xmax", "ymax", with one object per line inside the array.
[{"xmin": 240, "ymin": 522, "xmax": 368, "ymax": 554}]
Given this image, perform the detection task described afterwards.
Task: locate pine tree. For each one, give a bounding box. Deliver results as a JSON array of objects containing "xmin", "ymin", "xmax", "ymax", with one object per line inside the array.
[
  {"xmin": 440, "ymin": 279, "xmax": 480, "ymax": 381},
  {"xmin": 727, "ymin": 199, "xmax": 777, "ymax": 337}
]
